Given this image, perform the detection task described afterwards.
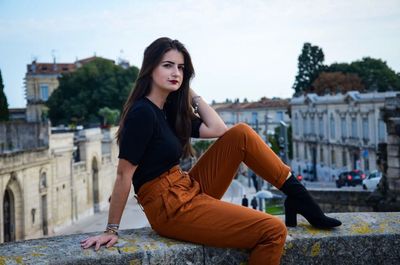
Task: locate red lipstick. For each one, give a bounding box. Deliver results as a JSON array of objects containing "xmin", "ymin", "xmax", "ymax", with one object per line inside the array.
[{"xmin": 169, "ymin": 80, "xmax": 178, "ymax": 85}]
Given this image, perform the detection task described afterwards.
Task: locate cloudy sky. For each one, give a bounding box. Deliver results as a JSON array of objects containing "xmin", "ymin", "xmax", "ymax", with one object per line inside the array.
[{"xmin": 1, "ymin": 0, "xmax": 399, "ymax": 108}]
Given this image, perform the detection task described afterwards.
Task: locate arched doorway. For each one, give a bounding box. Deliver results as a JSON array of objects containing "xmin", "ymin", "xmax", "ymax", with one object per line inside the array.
[
  {"xmin": 92, "ymin": 157, "xmax": 100, "ymax": 213},
  {"xmin": 3, "ymin": 189, "xmax": 15, "ymax": 242}
]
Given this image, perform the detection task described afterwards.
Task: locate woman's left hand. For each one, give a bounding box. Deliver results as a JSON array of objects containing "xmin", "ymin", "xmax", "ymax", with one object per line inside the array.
[{"xmin": 80, "ymin": 233, "xmax": 119, "ymax": 251}]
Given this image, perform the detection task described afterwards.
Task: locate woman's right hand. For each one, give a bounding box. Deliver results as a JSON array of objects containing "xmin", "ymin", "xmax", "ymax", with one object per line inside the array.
[{"xmin": 80, "ymin": 233, "xmax": 118, "ymax": 251}]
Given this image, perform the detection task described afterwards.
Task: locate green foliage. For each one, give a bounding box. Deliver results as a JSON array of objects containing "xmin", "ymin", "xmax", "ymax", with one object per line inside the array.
[
  {"xmin": 293, "ymin": 42, "xmax": 400, "ymax": 95},
  {"xmin": 328, "ymin": 57, "xmax": 400, "ymax": 92},
  {"xmin": 0, "ymin": 69, "xmax": 9, "ymax": 121},
  {"xmin": 292, "ymin": 43, "xmax": 325, "ymax": 95},
  {"xmin": 46, "ymin": 58, "xmax": 139, "ymax": 126},
  {"xmin": 98, "ymin": 107, "xmax": 120, "ymax": 126},
  {"xmin": 192, "ymin": 140, "xmax": 215, "ymax": 157},
  {"xmin": 270, "ymin": 125, "xmax": 293, "ymax": 159}
]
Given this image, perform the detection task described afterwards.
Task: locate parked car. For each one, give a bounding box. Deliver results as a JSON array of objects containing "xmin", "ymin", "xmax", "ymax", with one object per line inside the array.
[
  {"xmin": 336, "ymin": 170, "xmax": 366, "ymax": 188},
  {"xmin": 362, "ymin": 171, "xmax": 382, "ymax": 190}
]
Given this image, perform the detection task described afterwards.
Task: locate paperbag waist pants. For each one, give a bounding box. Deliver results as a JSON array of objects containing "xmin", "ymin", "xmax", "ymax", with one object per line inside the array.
[{"xmin": 137, "ymin": 123, "xmax": 290, "ymax": 265}]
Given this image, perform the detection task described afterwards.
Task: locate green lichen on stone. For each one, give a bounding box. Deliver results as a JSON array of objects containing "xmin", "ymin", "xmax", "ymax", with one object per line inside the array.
[
  {"xmin": 310, "ymin": 242, "xmax": 321, "ymax": 257},
  {"xmin": 31, "ymin": 252, "xmax": 45, "ymax": 257},
  {"xmin": 32, "ymin": 246, "xmax": 48, "ymax": 249},
  {"xmin": 120, "ymin": 246, "xmax": 139, "ymax": 253},
  {"xmin": 129, "ymin": 259, "xmax": 141, "ymax": 265},
  {"xmin": 351, "ymin": 222, "xmax": 373, "ymax": 234},
  {"xmin": 0, "ymin": 256, "xmax": 24, "ymax": 265},
  {"xmin": 298, "ymin": 224, "xmax": 332, "ymax": 236},
  {"xmin": 158, "ymin": 237, "xmax": 178, "ymax": 247},
  {"xmin": 143, "ymin": 243, "xmax": 158, "ymax": 251},
  {"xmin": 15, "ymin": 256, "xmax": 23, "ymax": 264}
]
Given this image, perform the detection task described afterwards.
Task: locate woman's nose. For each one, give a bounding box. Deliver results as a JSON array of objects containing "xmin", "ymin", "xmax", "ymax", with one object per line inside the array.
[{"xmin": 171, "ymin": 66, "xmax": 181, "ymax": 77}]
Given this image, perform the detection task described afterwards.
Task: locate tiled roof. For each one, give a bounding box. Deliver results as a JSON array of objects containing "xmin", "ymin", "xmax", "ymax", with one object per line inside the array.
[
  {"xmin": 27, "ymin": 56, "xmax": 115, "ymax": 75},
  {"xmin": 213, "ymin": 98, "xmax": 290, "ymax": 111}
]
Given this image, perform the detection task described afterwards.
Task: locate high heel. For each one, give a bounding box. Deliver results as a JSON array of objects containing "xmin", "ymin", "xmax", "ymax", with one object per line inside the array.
[
  {"xmin": 280, "ymin": 175, "xmax": 342, "ymax": 228},
  {"xmin": 284, "ymin": 197, "xmax": 297, "ymax": 227}
]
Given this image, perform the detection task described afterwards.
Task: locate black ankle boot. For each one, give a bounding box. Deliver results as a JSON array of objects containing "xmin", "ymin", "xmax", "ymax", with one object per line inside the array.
[{"xmin": 280, "ymin": 175, "xmax": 342, "ymax": 228}]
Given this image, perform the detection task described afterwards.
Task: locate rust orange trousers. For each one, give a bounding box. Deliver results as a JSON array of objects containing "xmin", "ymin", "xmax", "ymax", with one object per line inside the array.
[{"xmin": 137, "ymin": 123, "xmax": 290, "ymax": 265}]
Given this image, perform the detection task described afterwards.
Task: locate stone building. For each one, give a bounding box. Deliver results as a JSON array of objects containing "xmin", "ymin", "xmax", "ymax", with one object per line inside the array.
[
  {"xmin": 212, "ymin": 98, "xmax": 291, "ymax": 141},
  {"xmin": 290, "ymin": 91, "xmax": 399, "ymax": 181},
  {"xmin": 24, "ymin": 56, "xmax": 115, "ymax": 122},
  {"xmin": 0, "ymin": 122, "xmax": 118, "ymax": 243}
]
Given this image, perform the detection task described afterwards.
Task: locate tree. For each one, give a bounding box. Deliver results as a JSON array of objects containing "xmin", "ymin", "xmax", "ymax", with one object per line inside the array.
[
  {"xmin": 292, "ymin": 43, "xmax": 325, "ymax": 95},
  {"xmin": 192, "ymin": 140, "xmax": 214, "ymax": 157},
  {"xmin": 350, "ymin": 57, "xmax": 400, "ymax": 91},
  {"xmin": 327, "ymin": 57, "xmax": 400, "ymax": 92},
  {"xmin": 0, "ymin": 69, "xmax": 9, "ymax": 121},
  {"xmin": 47, "ymin": 58, "xmax": 139, "ymax": 126},
  {"xmin": 98, "ymin": 107, "xmax": 120, "ymax": 127},
  {"xmin": 311, "ymin": 72, "xmax": 365, "ymax": 95}
]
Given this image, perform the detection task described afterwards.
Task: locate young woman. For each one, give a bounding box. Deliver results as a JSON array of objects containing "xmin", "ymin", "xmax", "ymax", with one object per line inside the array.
[{"xmin": 80, "ymin": 37, "xmax": 341, "ymax": 265}]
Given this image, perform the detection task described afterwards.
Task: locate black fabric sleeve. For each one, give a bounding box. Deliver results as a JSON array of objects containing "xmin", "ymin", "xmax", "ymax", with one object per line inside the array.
[
  {"xmin": 191, "ymin": 116, "xmax": 203, "ymax": 138},
  {"xmin": 118, "ymin": 106, "xmax": 155, "ymax": 165}
]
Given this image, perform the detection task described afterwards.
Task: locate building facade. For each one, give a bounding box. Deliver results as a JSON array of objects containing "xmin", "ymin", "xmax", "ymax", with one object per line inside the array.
[
  {"xmin": 212, "ymin": 98, "xmax": 291, "ymax": 141},
  {"xmin": 290, "ymin": 91, "xmax": 398, "ymax": 182},
  {"xmin": 0, "ymin": 122, "xmax": 119, "ymax": 243}
]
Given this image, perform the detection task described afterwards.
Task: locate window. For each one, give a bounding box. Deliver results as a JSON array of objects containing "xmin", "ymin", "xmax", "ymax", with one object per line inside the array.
[
  {"xmin": 305, "ymin": 145, "xmax": 308, "ymax": 159},
  {"xmin": 295, "ymin": 143, "xmax": 299, "ymax": 158},
  {"xmin": 303, "ymin": 117, "xmax": 309, "ymax": 135},
  {"xmin": 319, "ymin": 117, "xmax": 324, "ymax": 137},
  {"xmin": 276, "ymin": 111, "xmax": 284, "ymax": 122},
  {"xmin": 294, "ymin": 114, "xmax": 299, "ymax": 135},
  {"xmin": 351, "ymin": 117, "xmax": 358, "ymax": 138},
  {"xmin": 40, "ymin": 84, "xmax": 49, "ymax": 100},
  {"xmin": 330, "ymin": 114, "xmax": 335, "ymax": 139},
  {"xmin": 341, "ymin": 117, "xmax": 347, "ymax": 138},
  {"xmin": 320, "ymin": 147, "xmax": 324, "ymax": 163},
  {"xmin": 362, "ymin": 117, "xmax": 369, "ymax": 140},
  {"xmin": 310, "ymin": 116, "xmax": 315, "ymax": 135},
  {"xmin": 342, "ymin": 150, "xmax": 347, "ymax": 167},
  {"xmin": 378, "ymin": 119, "xmax": 386, "ymax": 142},
  {"xmin": 252, "ymin": 112, "xmax": 258, "ymax": 127},
  {"xmin": 331, "ymin": 149, "xmax": 336, "ymax": 165}
]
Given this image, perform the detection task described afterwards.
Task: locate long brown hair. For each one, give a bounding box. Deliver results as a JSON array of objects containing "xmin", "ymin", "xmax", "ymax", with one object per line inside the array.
[{"xmin": 116, "ymin": 37, "xmax": 196, "ymax": 157}]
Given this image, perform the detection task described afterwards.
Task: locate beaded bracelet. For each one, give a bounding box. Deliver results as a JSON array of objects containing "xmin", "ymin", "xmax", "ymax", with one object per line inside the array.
[{"xmin": 103, "ymin": 228, "xmax": 119, "ymax": 236}]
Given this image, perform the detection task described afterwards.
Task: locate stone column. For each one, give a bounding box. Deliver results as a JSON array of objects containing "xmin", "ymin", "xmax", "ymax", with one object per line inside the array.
[{"xmin": 373, "ymin": 94, "xmax": 400, "ymax": 211}]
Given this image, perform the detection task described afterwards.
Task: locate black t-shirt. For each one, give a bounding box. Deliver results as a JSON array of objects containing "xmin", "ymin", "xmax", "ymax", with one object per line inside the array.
[{"xmin": 118, "ymin": 97, "xmax": 202, "ymax": 193}]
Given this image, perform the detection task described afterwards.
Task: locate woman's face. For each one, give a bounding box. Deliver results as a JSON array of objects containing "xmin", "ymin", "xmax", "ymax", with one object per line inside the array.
[{"xmin": 151, "ymin": 49, "xmax": 185, "ymax": 94}]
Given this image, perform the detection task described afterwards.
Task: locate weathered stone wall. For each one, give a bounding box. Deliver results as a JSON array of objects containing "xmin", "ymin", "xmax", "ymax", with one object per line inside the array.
[
  {"xmin": 0, "ymin": 212, "xmax": 399, "ymax": 265},
  {"xmin": 0, "ymin": 126, "xmax": 118, "ymax": 243},
  {"xmin": 0, "ymin": 121, "xmax": 49, "ymax": 153},
  {"xmin": 308, "ymin": 189, "xmax": 374, "ymax": 213}
]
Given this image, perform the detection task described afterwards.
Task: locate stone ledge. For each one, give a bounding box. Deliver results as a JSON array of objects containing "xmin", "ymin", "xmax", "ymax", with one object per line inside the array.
[{"xmin": 0, "ymin": 212, "xmax": 399, "ymax": 265}]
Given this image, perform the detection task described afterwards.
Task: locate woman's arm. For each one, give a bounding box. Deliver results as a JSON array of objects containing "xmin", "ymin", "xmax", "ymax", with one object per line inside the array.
[
  {"xmin": 191, "ymin": 88, "xmax": 228, "ymax": 138},
  {"xmin": 80, "ymin": 159, "xmax": 136, "ymax": 251}
]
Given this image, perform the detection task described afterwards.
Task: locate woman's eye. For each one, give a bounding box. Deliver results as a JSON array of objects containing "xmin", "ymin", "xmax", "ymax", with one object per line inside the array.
[
  {"xmin": 178, "ymin": 65, "xmax": 185, "ymax": 70},
  {"xmin": 163, "ymin": 64, "xmax": 171, "ymax": 68}
]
